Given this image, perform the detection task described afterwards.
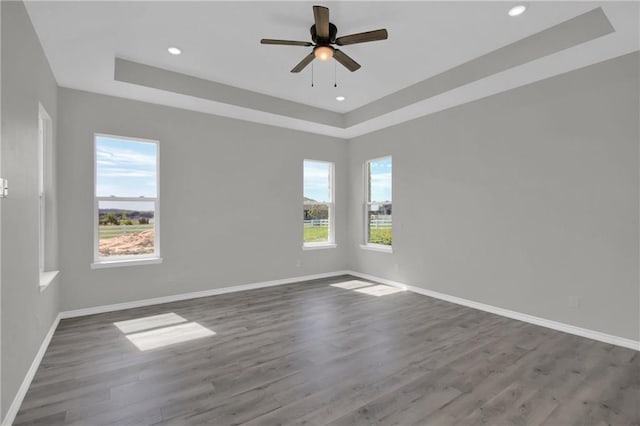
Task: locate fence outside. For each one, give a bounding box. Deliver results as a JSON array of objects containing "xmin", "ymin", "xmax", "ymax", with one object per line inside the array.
[
  {"xmin": 304, "ymin": 216, "xmax": 392, "ymax": 228},
  {"xmin": 368, "ymin": 216, "xmax": 392, "ymax": 228},
  {"xmin": 304, "ymin": 219, "xmax": 329, "ymax": 227},
  {"xmin": 99, "ymin": 223, "xmax": 154, "ymax": 239}
]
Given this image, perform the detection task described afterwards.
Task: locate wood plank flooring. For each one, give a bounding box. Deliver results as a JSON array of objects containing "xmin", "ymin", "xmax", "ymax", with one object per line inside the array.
[{"xmin": 14, "ymin": 275, "xmax": 640, "ymax": 425}]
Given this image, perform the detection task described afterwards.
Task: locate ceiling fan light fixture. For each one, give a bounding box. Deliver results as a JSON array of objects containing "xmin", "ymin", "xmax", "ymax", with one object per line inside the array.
[
  {"xmin": 261, "ymin": 5, "xmax": 386, "ymax": 73},
  {"xmin": 314, "ymin": 45, "xmax": 334, "ymax": 61}
]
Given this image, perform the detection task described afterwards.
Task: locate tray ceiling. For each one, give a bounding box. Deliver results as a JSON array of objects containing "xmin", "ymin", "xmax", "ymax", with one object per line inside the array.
[{"xmin": 24, "ymin": 1, "xmax": 640, "ymax": 138}]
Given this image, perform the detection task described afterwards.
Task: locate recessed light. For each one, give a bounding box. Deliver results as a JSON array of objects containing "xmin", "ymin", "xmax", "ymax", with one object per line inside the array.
[
  {"xmin": 508, "ymin": 5, "xmax": 527, "ymax": 17},
  {"xmin": 168, "ymin": 47, "xmax": 182, "ymax": 55},
  {"xmin": 336, "ymin": 96, "xmax": 345, "ymax": 101}
]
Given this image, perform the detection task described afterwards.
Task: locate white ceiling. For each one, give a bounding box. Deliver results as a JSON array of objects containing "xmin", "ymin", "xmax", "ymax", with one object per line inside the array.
[{"xmin": 24, "ymin": 1, "xmax": 640, "ymax": 138}]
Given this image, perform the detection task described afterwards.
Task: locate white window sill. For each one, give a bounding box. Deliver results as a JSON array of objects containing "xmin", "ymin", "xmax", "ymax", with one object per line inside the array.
[
  {"xmin": 91, "ymin": 257, "xmax": 163, "ymax": 269},
  {"xmin": 40, "ymin": 270, "xmax": 59, "ymax": 292},
  {"xmin": 302, "ymin": 243, "xmax": 337, "ymax": 251},
  {"xmin": 360, "ymin": 244, "xmax": 393, "ymax": 254}
]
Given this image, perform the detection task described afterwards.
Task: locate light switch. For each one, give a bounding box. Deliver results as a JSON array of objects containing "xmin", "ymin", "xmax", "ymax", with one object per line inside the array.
[{"xmin": 0, "ymin": 178, "xmax": 7, "ymax": 198}]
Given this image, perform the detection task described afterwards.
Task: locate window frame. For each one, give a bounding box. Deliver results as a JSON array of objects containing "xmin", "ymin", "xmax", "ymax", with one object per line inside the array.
[
  {"xmin": 363, "ymin": 155, "xmax": 393, "ymax": 252},
  {"xmin": 38, "ymin": 104, "xmax": 59, "ymax": 290},
  {"xmin": 93, "ymin": 133, "xmax": 161, "ymax": 266},
  {"xmin": 303, "ymin": 159, "xmax": 336, "ymax": 249},
  {"xmin": 38, "ymin": 105, "xmax": 50, "ymax": 274}
]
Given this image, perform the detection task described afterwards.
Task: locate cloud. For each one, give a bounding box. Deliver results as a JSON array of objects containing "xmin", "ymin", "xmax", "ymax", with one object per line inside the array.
[
  {"xmin": 304, "ymin": 161, "xmax": 331, "ymax": 202},
  {"xmin": 96, "ymin": 137, "xmax": 157, "ymax": 197},
  {"xmin": 97, "ymin": 145, "xmax": 156, "ymax": 167},
  {"xmin": 370, "ymin": 171, "xmax": 392, "ymax": 202},
  {"xmin": 98, "ymin": 168, "xmax": 156, "ymax": 178},
  {"xmin": 96, "ymin": 149, "xmax": 113, "ymax": 158}
]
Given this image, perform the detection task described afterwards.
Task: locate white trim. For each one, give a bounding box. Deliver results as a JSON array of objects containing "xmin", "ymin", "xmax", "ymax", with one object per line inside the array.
[
  {"xmin": 1, "ymin": 314, "xmax": 61, "ymax": 426},
  {"xmin": 94, "ymin": 132, "xmax": 159, "ymax": 145},
  {"xmin": 60, "ymin": 268, "xmax": 640, "ymax": 352},
  {"xmin": 39, "ymin": 270, "xmax": 59, "ymax": 292},
  {"xmin": 91, "ymin": 257, "xmax": 163, "ymax": 269},
  {"xmin": 346, "ymin": 270, "xmax": 639, "ymax": 351},
  {"xmin": 360, "ymin": 244, "xmax": 393, "ymax": 254},
  {"xmin": 37, "ymin": 104, "xmax": 52, "ymax": 276},
  {"xmin": 60, "ymin": 271, "xmax": 350, "ymax": 319},
  {"xmin": 302, "ymin": 243, "xmax": 337, "ymax": 251}
]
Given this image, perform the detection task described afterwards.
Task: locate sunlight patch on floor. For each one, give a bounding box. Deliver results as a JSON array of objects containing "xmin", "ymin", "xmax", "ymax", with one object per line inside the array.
[
  {"xmin": 125, "ymin": 322, "xmax": 216, "ymax": 351},
  {"xmin": 354, "ymin": 284, "xmax": 404, "ymax": 296},
  {"xmin": 114, "ymin": 312, "xmax": 187, "ymax": 334},
  {"xmin": 330, "ymin": 280, "xmax": 404, "ymax": 296},
  {"xmin": 330, "ymin": 280, "xmax": 374, "ymax": 290},
  {"xmin": 114, "ymin": 312, "xmax": 215, "ymax": 351}
]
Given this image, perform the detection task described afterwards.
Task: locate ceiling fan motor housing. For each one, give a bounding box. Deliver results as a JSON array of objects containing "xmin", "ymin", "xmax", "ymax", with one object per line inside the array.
[{"xmin": 310, "ymin": 23, "xmax": 338, "ymax": 44}]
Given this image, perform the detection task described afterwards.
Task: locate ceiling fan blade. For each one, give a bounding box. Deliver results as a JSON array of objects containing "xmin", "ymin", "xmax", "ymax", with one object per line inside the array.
[
  {"xmin": 336, "ymin": 29, "xmax": 388, "ymax": 46},
  {"xmin": 333, "ymin": 49, "xmax": 361, "ymax": 72},
  {"xmin": 291, "ymin": 52, "xmax": 315, "ymax": 73},
  {"xmin": 313, "ymin": 5, "xmax": 330, "ymax": 39},
  {"xmin": 261, "ymin": 39, "xmax": 313, "ymax": 47}
]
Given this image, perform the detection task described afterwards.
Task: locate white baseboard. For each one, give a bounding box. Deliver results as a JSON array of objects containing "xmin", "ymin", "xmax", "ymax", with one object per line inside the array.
[
  {"xmin": 60, "ymin": 268, "xmax": 639, "ymax": 351},
  {"xmin": 60, "ymin": 271, "xmax": 351, "ymax": 319},
  {"xmin": 2, "ymin": 313, "xmax": 61, "ymax": 426},
  {"xmin": 346, "ymin": 270, "xmax": 640, "ymax": 351}
]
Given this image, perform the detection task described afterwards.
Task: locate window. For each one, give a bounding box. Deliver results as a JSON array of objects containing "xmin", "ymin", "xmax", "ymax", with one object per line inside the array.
[
  {"xmin": 303, "ymin": 160, "xmax": 335, "ymax": 248},
  {"xmin": 94, "ymin": 134, "xmax": 160, "ymax": 266},
  {"xmin": 365, "ymin": 156, "xmax": 392, "ymax": 249},
  {"xmin": 38, "ymin": 105, "xmax": 50, "ymax": 274},
  {"xmin": 39, "ymin": 104, "xmax": 58, "ymax": 289}
]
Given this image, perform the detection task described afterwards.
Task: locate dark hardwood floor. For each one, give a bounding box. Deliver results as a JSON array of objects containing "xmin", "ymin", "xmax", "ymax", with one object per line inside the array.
[{"xmin": 14, "ymin": 275, "xmax": 639, "ymax": 425}]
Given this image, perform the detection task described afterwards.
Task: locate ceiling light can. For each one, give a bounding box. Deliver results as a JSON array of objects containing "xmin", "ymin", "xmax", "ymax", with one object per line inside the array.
[
  {"xmin": 168, "ymin": 47, "xmax": 182, "ymax": 55},
  {"xmin": 508, "ymin": 5, "xmax": 527, "ymax": 17},
  {"xmin": 336, "ymin": 96, "xmax": 345, "ymax": 101}
]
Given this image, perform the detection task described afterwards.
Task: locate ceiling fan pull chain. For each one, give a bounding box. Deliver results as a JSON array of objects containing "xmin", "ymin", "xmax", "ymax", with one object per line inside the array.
[
  {"xmin": 334, "ymin": 61, "xmax": 337, "ymax": 88},
  {"xmin": 311, "ymin": 62, "xmax": 314, "ymax": 87}
]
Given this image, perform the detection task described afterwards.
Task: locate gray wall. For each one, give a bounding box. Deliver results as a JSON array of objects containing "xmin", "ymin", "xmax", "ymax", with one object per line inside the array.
[
  {"xmin": 1, "ymin": 1, "xmax": 60, "ymax": 418},
  {"xmin": 57, "ymin": 89, "xmax": 348, "ymax": 311},
  {"xmin": 348, "ymin": 52, "xmax": 640, "ymax": 341}
]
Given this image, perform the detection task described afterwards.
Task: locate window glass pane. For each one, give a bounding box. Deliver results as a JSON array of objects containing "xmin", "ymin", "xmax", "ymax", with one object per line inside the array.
[
  {"xmin": 39, "ymin": 117, "xmax": 45, "ymax": 194},
  {"xmin": 367, "ymin": 156, "xmax": 392, "ymax": 246},
  {"xmin": 368, "ymin": 157, "xmax": 392, "ymax": 203},
  {"xmin": 303, "ymin": 160, "xmax": 331, "ymax": 203},
  {"xmin": 39, "ymin": 116, "xmax": 46, "ymax": 272},
  {"xmin": 367, "ymin": 203, "xmax": 392, "ymax": 245},
  {"xmin": 304, "ymin": 204, "xmax": 329, "ymax": 243},
  {"xmin": 96, "ymin": 136, "xmax": 157, "ymax": 198},
  {"xmin": 98, "ymin": 200, "xmax": 155, "ymax": 257}
]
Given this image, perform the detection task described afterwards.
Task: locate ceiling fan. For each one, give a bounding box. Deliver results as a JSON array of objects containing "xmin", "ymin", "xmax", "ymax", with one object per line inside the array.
[{"xmin": 260, "ymin": 5, "xmax": 388, "ymax": 73}]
